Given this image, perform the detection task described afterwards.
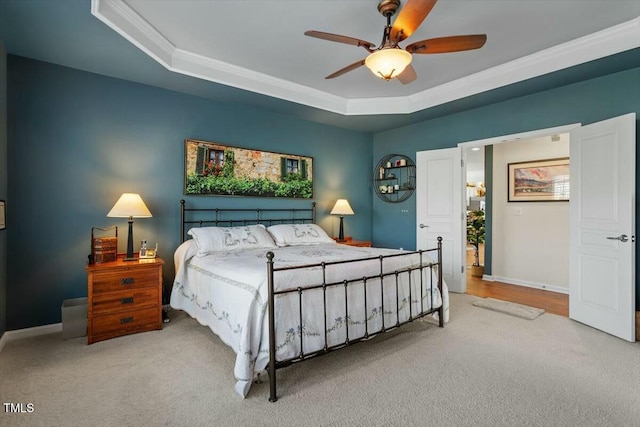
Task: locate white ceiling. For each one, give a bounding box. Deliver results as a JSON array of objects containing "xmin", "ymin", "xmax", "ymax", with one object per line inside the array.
[{"xmin": 92, "ymin": 0, "xmax": 640, "ymax": 116}]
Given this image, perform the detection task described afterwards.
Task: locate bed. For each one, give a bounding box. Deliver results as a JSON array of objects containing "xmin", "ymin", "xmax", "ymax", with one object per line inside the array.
[{"xmin": 170, "ymin": 200, "xmax": 449, "ymax": 401}]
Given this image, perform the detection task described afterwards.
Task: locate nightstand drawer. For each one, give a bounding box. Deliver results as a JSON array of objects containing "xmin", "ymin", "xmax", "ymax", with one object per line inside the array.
[
  {"xmin": 91, "ymin": 268, "xmax": 159, "ymax": 293},
  {"xmin": 90, "ymin": 306, "xmax": 161, "ymax": 342},
  {"xmin": 91, "ymin": 287, "xmax": 159, "ymax": 315}
]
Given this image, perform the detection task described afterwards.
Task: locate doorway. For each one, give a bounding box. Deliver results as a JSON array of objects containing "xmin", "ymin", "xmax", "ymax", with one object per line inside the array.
[
  {"xmin": 417, "ymin": 115, "xmax": 636, "ymax": 341},
  {"xmin": 463, "ymin": 133, "xmax": 571, "ymax": 314}
]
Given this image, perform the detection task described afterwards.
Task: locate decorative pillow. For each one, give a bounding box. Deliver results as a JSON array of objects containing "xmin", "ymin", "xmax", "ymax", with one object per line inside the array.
[
  {"xmin": 187, "ymin": 224, "xmax": 276, "ymax": 256},
  {"xmin": 267, "ymin": 224, "xmax": 335, "ymax": 247}
]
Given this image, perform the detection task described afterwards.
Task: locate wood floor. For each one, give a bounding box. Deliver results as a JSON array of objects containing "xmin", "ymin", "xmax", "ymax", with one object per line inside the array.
[{"xmin": 465, "ymin": 245, "xmax": 569, "ymax": 317}]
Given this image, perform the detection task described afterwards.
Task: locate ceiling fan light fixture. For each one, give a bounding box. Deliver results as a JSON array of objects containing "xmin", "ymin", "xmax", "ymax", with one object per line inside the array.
[{"xmin": 365, "ymin": 48, "xmax": 412, "ymax": 80}]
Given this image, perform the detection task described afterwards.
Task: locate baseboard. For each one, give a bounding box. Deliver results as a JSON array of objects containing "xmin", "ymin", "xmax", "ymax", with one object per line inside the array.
[
  {"xmin": 0, "ymin": 323, "xmax": 62, "ymax": 353},
  {"xmin": 481, "ymin": 275, "xmax": 569, "ymax": 295}
]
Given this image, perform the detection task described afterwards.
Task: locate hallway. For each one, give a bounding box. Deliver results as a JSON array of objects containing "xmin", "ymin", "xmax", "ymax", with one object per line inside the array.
[{"xmin": 465, "ymin": 245, "xmax": 569, "ymax": 317}]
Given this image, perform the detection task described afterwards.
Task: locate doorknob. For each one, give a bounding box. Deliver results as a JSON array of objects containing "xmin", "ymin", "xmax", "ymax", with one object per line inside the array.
[
  {"xmin": 419, "ymin": 224, "xmax": 429, "ymax": 229},
  {"xmin": 606, "ymin": 234, "xmax": 629, "ymax": 242}
]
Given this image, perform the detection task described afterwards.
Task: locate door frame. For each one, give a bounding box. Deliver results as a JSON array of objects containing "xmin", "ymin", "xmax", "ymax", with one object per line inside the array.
[{"xmin": 456, "ymin": 123, "xmax": 581, "ymax": 291}]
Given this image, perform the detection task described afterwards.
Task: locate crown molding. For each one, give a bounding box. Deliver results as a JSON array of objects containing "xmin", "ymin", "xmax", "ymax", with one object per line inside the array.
[{"xmin": 92, "ymin": 1, "xmax": 639, "ymax": 116}]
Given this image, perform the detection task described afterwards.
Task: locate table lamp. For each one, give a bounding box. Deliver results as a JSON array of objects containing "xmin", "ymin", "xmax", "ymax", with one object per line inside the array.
[
  {"xmin": 107, "ymin": 193, "xmax": 152, "ymax": 261},
  {"xmin": 330, "ymin": 199, "xmax": 354, "ymax": 242}
]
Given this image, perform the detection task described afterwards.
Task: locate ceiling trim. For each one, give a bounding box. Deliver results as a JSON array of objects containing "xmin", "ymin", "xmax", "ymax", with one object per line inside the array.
[{"xmin": 92, "ymin": 1, "xmax": 640, "ymax": 116}]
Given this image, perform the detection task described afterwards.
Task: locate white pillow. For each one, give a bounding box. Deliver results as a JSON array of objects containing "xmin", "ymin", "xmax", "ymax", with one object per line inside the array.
[
  {"xmin": 267, "ymin": 224, "xmax": 335, "ymax": 247},
  {"xmin": 187, "ymin": 224, "xmax": 276, "ymax": 256}
]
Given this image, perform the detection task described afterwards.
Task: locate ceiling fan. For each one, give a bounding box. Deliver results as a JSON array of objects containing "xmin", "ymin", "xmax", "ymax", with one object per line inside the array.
[{"xmin": 304, "ymin": 0, "xmax": 487, "ymax": 84}]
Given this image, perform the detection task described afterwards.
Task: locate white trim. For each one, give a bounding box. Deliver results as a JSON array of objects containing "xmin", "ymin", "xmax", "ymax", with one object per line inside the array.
[
  {"xmin": 91, "ymin": 0, "xmax": 640, "ymax": 117},
  {"xmin": 458, "ymin": 123, "xmax": 581, "ymax": 149},
  {"xmin": 0, "ymin": 323, "xmax": 62, "ymax": 352},
  {"xmin": 482, "ymin": 275, "xmax": 569, "ymax": 295}
]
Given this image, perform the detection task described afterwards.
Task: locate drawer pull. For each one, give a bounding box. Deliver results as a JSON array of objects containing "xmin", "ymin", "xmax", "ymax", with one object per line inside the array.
[
  {"xmin": 120, "ymin": 316, "xmax": 134, "ymax": 324},
  {"xmin": 121, "ymin": 297, "xmax": 134, "ymax": 305},
  {"xmin": 121, "ymin": 277, "xmax": 135, "ymax": 285}
]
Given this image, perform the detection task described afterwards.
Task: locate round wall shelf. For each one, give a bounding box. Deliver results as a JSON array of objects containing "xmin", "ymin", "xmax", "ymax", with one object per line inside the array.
[{"xmin": 373, "ymin": 154, "xmax": 416, "ymax": 203}]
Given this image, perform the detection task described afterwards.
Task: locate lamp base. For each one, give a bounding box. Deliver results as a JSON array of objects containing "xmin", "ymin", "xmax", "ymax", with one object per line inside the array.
[
  {"xmin": 337, "ymin": 216, "xmax": 345, "ymax": 242},
  {"xmin": 124, "ymin": 218, "xmax": 135, "ymax": 261}
]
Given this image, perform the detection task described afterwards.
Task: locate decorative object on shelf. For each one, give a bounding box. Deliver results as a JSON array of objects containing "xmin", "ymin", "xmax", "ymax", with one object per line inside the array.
[
  {"xmin": 467, "ymin": 210, "xmax": 485, "ymax": 277},
  {"xmin": 107, "ymin": 193, "xmax": 152, "ymax": 261},
  {"xmin": 330, "ymin": 199, "xmax": 354, "ymax": 242},
  {"xmin": 508, "ymin": 157, "xmax": 570, "ymax": 202},
  {"xmin": 90, "ymin": 226, "xmax": 118, "ymax": 264},
  {"xmin": 373, "ymin": 154, "xmax": 416, "ymax": 203}
]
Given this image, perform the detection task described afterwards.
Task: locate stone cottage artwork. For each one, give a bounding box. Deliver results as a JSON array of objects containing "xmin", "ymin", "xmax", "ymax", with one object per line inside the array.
[{"xmin": 184, "ymin": 139, "xmax": 313, "ymax": 198}]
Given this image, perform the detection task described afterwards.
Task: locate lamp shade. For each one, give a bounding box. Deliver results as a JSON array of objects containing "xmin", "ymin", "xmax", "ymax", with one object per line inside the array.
[
  {"xmin": 365, "ymin": 48, "xmax": 412, "ymax": 80},
  {"xmin": 330, "ymin": 199, "xmax": 354, "ymax": 216},
  {"xmin": 107, "ymin": 193, "xmax": 152, "ymax": 218}
]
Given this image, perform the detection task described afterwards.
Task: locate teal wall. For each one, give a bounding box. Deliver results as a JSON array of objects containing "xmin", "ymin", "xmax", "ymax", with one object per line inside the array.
[
  {"xmin": 0, "ymin": 43, "xmax": 7, "ymax": 337},
  {"xmin": 372, "ymin": 67, "xmax": 640, "ymax": 307},
  {"xmin": 6, "ymin": 56, "xmax": 373, "ymax": 330}
]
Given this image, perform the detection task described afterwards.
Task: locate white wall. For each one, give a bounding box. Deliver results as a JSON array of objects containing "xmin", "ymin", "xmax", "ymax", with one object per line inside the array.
[{"xmin": 492, "ymin": 134, "xmax": 570, "ymax": 292}]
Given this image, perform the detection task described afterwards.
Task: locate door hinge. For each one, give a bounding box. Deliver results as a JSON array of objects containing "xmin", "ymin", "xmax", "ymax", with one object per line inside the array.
[
  {"xmin": 461, "ymin": 159, "xmax": 464, "ymax": 167},
  {"xmin": 461, "ymin": 265, "xmax": 465, "ymax": 274}
]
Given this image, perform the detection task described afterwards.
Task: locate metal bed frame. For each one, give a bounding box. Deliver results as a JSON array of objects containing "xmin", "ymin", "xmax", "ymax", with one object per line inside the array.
[{"xmin": 179, "ymin": 199, "xmax": 444, "ymax": 402}]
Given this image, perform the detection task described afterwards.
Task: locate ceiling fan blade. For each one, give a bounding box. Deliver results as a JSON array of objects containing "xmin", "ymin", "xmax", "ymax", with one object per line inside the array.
[
  {"xmin": 325, "ymin": 59, "xmax": 366, "ymax": 79},
  {"xmin": 396, "ymin": 64, "xmax": 417, "ymax": 84},
  {"xmin": 391, "ymin": 0, "xmax": 438, "ymax": 43},
  {"xmin": 406, "ymin": 35, "xmax": 487, "ymax": 54},
  {"xmin": 304, "ymin": 30, "xmax": 375, "ymax": 51}
]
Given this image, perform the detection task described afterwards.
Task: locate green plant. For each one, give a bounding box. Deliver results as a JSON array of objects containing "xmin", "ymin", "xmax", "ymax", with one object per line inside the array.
[{"xmin": 467, "ymin": 210, "xmax": 485, "ymax": 267}]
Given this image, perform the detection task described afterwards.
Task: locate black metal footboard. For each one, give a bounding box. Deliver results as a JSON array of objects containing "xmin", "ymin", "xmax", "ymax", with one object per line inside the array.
[{"xmin": 266, "ymin": 237, "xmax": 444, "ymax": 402}]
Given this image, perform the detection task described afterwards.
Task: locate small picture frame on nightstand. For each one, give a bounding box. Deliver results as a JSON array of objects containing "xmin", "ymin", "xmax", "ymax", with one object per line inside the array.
[{"xmin": 140, "ymin": 242, "xmax": 158, "ymax": 259}]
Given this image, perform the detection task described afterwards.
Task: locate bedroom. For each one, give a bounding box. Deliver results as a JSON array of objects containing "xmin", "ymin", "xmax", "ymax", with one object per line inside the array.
[{"xmin": 0, "ymin": 0, "xmax": 639, "ymax": 424}]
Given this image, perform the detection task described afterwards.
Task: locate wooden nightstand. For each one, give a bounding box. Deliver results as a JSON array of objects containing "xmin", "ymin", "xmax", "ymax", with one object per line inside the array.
[
  {"xmin": 86, "ymin": 256, "xmax": 164, "ymax": 344},
  {"xmin": 334, "ymin": 236, "xmax": 372, "ymax": 247}
]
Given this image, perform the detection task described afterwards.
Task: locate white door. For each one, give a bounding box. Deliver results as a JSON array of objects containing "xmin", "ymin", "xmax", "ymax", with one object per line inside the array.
[
  {"xmin": 416, "ymin": 148, "xmax": 464, "ymax": 292},
  {"xmin": 569, "ymin": 113, "xmax": 636, "ymax": 342}
]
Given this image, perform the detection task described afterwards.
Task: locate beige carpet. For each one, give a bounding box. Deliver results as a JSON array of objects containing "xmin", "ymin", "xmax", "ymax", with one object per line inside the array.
[
  {"xmin": 1, "ymin": 293, "xmax": 638, "ymax": 427},
  {"xmin": 473, "ymin": 297, "xmax": 545, "ymax": 320}
]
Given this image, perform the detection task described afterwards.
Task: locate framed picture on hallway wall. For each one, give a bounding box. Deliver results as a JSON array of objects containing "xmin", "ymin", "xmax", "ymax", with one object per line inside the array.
[{"xmin": 508, "ymin": 158, "xmax": 570, "ymax": 202}]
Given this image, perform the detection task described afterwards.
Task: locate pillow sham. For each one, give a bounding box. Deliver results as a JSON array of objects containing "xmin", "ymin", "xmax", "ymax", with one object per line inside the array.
[
  {"xmin": 187, "ymin": 224, "xmax": 276, "ymax": 256},
  {"xmin": 267, "ymin": 223, "xmax": 335, "ymax": 247}
]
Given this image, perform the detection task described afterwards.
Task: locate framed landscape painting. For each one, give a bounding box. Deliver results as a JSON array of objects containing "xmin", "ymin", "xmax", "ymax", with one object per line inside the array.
[
  {"xmin": 508, "ymin": 158, "xmax": 570, "ymax": 202},
  {"xmin": 184, "ymin": 139, "xmax": 313, "ymax": 198}
]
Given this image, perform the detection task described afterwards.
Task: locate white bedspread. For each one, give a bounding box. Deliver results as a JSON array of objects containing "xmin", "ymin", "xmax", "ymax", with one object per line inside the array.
[{"xmin": 170, "ymin": 241, "xmax": 449, "ymax": 398}]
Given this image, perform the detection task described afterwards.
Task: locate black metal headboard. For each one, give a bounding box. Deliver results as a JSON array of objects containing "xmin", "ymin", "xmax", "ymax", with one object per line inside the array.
[{"xmin": 180, "ymin": 199, "xmax": 317, "ymax": 243}]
